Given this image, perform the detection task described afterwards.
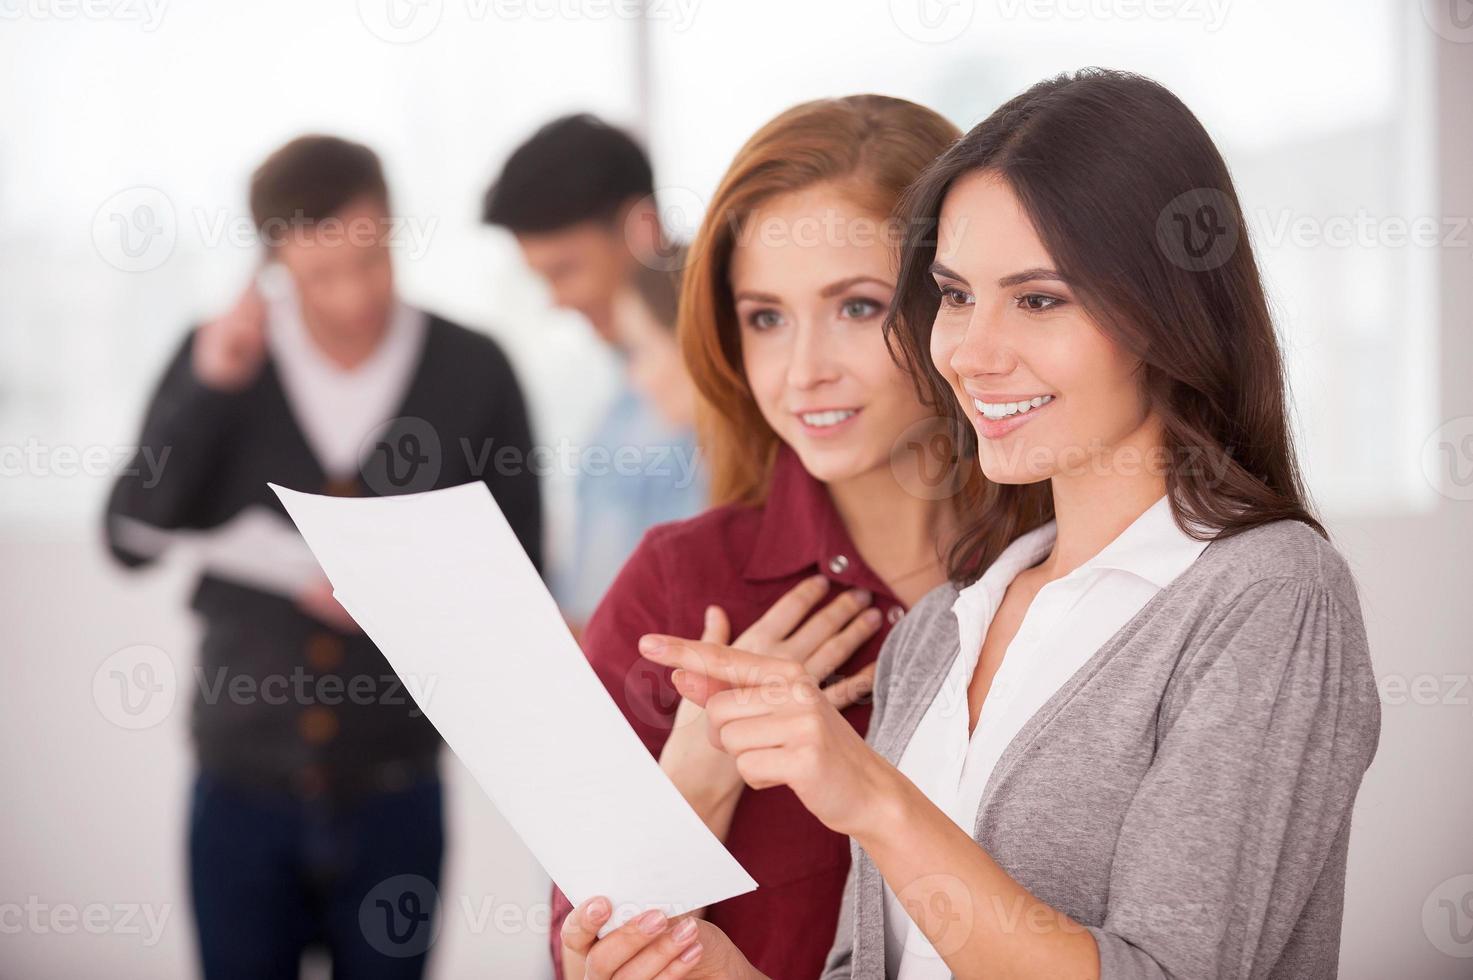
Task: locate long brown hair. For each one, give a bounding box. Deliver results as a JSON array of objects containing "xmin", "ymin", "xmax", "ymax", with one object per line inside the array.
[
  {"xmin": 886, "ymin": 69, "xmax": 1324, "ymax": 584},
  {"xmin": 679, "ymin": 95, "xmax": 962, "ymax": 506}
]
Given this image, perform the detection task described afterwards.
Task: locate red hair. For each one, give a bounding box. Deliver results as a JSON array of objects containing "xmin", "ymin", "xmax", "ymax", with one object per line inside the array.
[{"xmin": 678, "ymin": 95, "xmax": 961, "ymax": 505}]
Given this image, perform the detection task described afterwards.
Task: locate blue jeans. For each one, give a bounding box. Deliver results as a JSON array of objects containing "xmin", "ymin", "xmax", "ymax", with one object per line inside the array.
[{"xmin": 188, "ymin": 771, "xmax": 445, "ymax": 980}]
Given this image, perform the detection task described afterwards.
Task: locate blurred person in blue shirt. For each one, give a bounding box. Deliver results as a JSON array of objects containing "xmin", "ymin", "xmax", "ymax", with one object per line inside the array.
[
  {"xmin": 482, "ymin": 115, "xmax": 706, "ymax": 633},
  {"xmin": 570, "ymin": 259, "xmax": 705, "ymax": 622}
]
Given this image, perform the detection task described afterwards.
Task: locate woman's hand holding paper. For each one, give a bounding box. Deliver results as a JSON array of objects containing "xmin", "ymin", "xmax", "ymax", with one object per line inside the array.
[{"xmin": 560, "ymin": 895, "xmax": 759, "ymax": 980}]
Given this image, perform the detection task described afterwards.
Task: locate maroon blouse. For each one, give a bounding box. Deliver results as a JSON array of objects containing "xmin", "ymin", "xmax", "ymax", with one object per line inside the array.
[{"xmin": 549, "ymin": 445, "xmax": 911, "ymax": 980}]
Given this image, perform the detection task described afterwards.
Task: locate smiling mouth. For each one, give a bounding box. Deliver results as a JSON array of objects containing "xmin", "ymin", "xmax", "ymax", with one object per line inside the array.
[
  {"xmin": 973, "ymin": 395, "xmax": 1055, "ymax": 420},
  {"xmin": 798, "ymin": 408, "xmax": 860, "ymax": 428}
]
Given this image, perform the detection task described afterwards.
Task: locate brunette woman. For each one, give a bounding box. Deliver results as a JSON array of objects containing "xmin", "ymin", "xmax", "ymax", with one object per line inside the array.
[{"xmin": 565, "ymin": 69, "xmax": 1381, "ymax": 980}]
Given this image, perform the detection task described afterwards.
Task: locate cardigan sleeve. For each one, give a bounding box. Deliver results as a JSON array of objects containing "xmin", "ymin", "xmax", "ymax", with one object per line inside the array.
[
  {"xmin": 548, "ymin": 527, "xmax": 675, "ymax": 979},
  {"xmin": 1086, "ymin": 576, "xmax": 1381, "ymax": 980},
  {"xmin": 104, "ymin": 328, "xmax": 246, "ymax": 567},
  {"xmin": 819, "ymin": 587, "xmax": 921, "ymax": 980},
  {"xmin": 819, "ymin": 850, "xmax": 861, "ymax": 980}
]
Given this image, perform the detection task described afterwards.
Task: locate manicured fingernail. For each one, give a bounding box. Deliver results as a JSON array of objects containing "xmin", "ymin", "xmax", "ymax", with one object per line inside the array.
[
  {"xmin": 671, "ymin": 668, "xmax": 687, "ymax": 688},
  {"xmin": 639, "ymin": 635, "xmax": 667, "ymax": 654},
  {"xmin": 680, "ymin": 942, "xmax": 704, "ymax": 963},
  {"xmin": 863, "ymin": 608, "xmax": 883, "ymax": 626},
  {"xmin": 671, "ymin": 917, "xmax": 698, "ymax": 943},
  {"xmin": 637, "ymin": 909, "xmax": 667, "ymax": 934},
  {"xmin": 586, "ymin": 897, "xmax": 609, "ymax": 921},
  {"xmin": 853, "ymin": 589, "xmax": 872, "ymax": 605}
]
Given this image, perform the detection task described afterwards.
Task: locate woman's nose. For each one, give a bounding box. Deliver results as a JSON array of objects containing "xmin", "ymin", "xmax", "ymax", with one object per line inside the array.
[
  {"xmin": 949, "ymin": 309, "xmax": 1013, "ymax": 379},
  {"xmin": 786, "ymin": 321, "xmax": 841, "ymax": 389}
]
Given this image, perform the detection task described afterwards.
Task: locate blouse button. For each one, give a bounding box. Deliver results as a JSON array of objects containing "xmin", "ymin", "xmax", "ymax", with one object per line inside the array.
[
  {"xmin": 886, "ymin": 606, "xmax": 905, "ymax": 625},
  {"xmin": 298, "ymin": 706, "xmax": 339, "ymax": 745},
  {"xmin": 322, "ymin": 476, "xmax": 358, "ymax": 498},
  {"xmin": 306, "ymin": 632, "xmax": 344, "ymax": 671},
  {"xmin": 827, "ymin": 554, "xmax": 850, "ymax": 574}
]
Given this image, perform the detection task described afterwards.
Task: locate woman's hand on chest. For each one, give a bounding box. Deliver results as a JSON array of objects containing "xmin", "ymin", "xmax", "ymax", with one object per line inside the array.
[
  {"xmin": 641, "ymin": 622, "xmax": 895, "ymax": 840},
  {"xmin": 655, "ymin": 574, "xmax": 884, "ymax": 836}
]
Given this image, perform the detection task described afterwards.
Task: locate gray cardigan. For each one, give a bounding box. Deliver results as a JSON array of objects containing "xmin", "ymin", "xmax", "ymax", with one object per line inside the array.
[{"xmin": 820, "ymin": 519, "xmax": 1381, "ymax": 980}]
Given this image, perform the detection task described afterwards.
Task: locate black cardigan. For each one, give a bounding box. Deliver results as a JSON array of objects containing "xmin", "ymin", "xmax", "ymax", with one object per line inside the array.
[{"xmin": 105, "ymin": 313, "xmax": 543, "ymax": 801}]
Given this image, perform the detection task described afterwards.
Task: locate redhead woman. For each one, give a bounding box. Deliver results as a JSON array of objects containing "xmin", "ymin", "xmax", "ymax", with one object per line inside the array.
[
  {"xmin": 562, "ymin": 69, "xmax": 1381, "ymax": 980},
  {"xmin": 549, "ymin": 96, "xmax": 970, "ymax": 979}
]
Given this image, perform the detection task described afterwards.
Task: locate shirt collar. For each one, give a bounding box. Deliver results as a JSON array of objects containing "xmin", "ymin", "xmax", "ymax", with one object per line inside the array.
[
  {"xmin": 950, "ymin": 494, "xmax": 1211, "ymax": 626},
  {"xmin": 951, "ymin": 519, "xmax": 1057, "ymax": 625},
  {"xmin": 743, "ymin": 444, "xmax": 877, "ymax": 591},
  {"xmin": 1083, "ymin": 494, "xmax": 1211, "ymax": 589}
]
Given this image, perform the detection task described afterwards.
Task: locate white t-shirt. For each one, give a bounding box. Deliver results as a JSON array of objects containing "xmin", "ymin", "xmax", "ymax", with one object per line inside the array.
[
  {"xmin": 264, "ymin": 276, "xmax": 426, "ymax": 479},
  {"xmin": 882, "ymin": 495, "xmax": 1210, "ymax": 978}
]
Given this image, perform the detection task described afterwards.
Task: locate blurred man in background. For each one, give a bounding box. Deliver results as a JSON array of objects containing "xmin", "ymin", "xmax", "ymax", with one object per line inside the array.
[
  {"xmin": 106, "ymin": 135, "xmax": 542, "ymax": 979},
  {"xmin": 482, "ymin": 115, "xmax": 705, "ymax": 636}
]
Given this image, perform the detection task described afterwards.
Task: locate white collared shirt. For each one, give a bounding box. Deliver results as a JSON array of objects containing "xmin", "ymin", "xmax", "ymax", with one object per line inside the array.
[
  {"xmin": 882, "ymin": 495, "xmax": 1211, "ymax": 978},
  {"xmin": 264, "ymin": 274, "xmax": 427, "ymax": 478}
]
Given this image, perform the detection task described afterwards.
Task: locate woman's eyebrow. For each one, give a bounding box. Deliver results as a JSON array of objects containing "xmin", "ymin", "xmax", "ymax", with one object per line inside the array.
[
  {"xmin": 997, "ymin": 267, "xmax": 1067, "ymax": 288},
  {"xmin": 732, "ymin": 290, "xmax": 782, "ymax": 304},
  {"xmin": 928, "ymin": 261, "xmax": 969, "ymax": 285},
  {"xmin": 819, "ymin": 275, "xmax": 893, "ymax": 298}
]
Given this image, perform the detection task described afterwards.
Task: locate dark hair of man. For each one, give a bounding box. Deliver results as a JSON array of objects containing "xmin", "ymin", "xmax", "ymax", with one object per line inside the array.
[
  {"xmin": 482, "ymin": 113, "xmax": 655, "ymax": 233},
  {"xmin": 249, "ymin": 135, "xmax": 389, "ymax": 249}
]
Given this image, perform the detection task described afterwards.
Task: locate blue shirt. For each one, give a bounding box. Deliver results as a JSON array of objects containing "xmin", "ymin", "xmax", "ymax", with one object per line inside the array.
[{"xmin": 552, "ymin": 385, "xmax": 707, "ymax": 621}]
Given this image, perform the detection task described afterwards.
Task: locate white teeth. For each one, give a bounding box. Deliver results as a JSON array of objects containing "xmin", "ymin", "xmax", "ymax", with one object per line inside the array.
[
  {"xmin": 972, "ymin": 394, "xmax": 1054, "ymax": 420},
  {"xmin": 800, "ymin": 409, "xmax": 858, "ymax": 427}
]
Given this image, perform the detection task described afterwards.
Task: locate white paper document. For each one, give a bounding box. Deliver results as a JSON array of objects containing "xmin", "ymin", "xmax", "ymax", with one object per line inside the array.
[{"xmin": 269, "ymin": 480, "xmax": 757, "ymax": 931}]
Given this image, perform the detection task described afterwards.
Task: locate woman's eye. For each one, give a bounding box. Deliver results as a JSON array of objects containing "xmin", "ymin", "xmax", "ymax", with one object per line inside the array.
[
  {"xmin": 1017, "ymin": 293, "xmax": 1063, "ymax": 312},
  {"xmin": 746, "ymin": 308, "xmax": 784, "ymax": 331},
  {"xmin": 839, "ymin": 297, "xmax": 883, "ymax": 319},
  {"xmin": 938, "ymin": 285, "xmax": 974, "ymax": 309}
]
